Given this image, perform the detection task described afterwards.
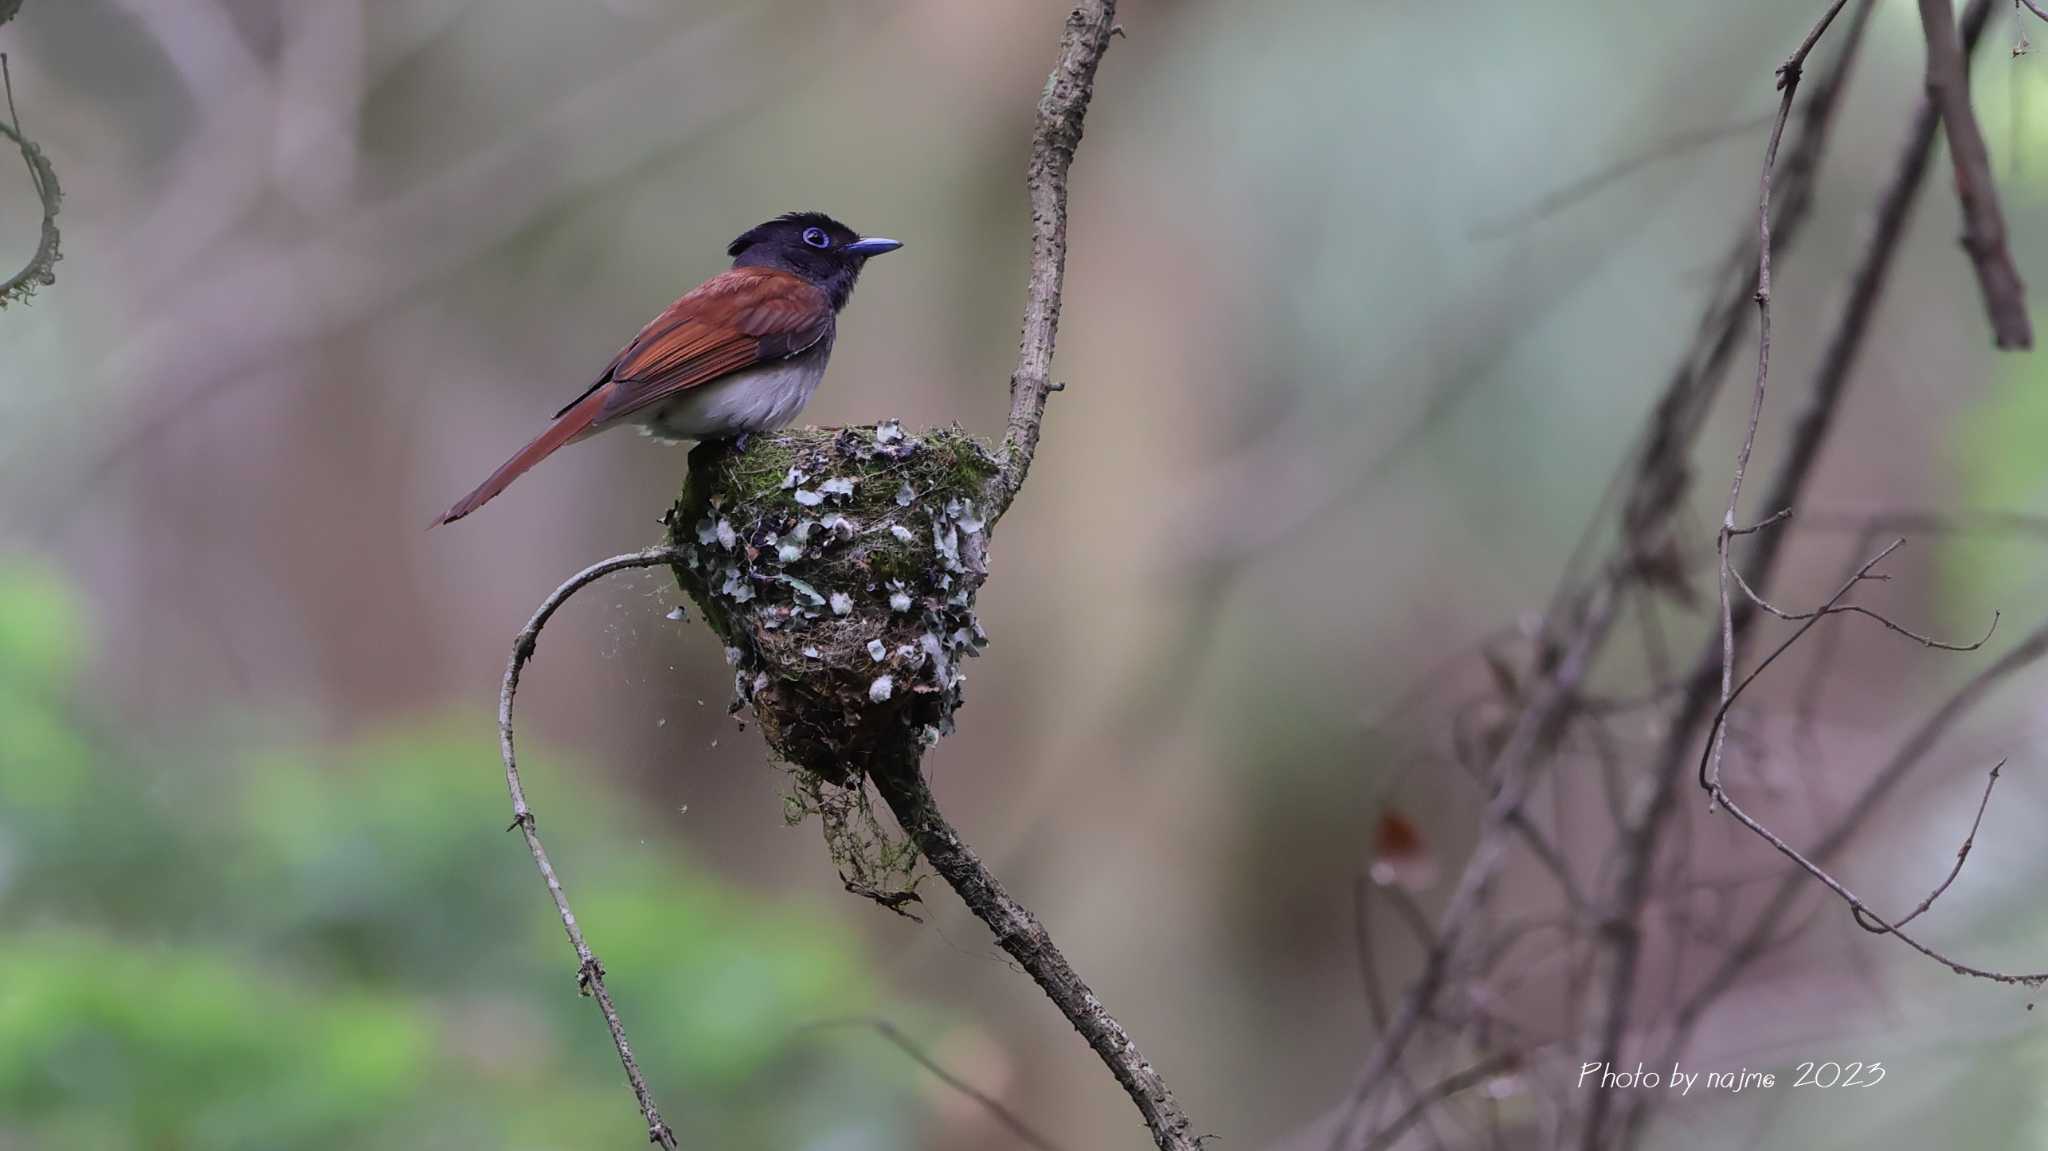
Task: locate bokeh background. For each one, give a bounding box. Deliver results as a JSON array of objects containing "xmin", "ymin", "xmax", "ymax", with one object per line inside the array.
[{"xmin": 8, "ymin": 1, "xmax": 2048, "ymax": 1148}]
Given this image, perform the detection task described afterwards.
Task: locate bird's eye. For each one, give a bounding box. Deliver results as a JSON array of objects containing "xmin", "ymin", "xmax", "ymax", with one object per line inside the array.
[{"xmin": 801, "ymin": 227, "xmax": 831, "ymax": 249}]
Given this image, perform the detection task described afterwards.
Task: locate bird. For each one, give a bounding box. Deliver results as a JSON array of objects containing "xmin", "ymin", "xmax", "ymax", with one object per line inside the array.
[{"xmin": 431, "ymin": 211, "xmax": 901, "ymax": 526}]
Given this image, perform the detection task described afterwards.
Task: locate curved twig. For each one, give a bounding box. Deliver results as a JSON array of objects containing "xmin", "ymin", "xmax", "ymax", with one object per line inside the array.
[
  {"xmin": 1704, "ymin": 0, "xmax": 1860, "ymax": 800},
  {"xmin": 1639, "ymin": 614, "xmax": 2048, "ymax": 1135},
  {"xmin": 1725, "ymin": 543, "xmax": 1998, "ymax": 651},
  {"xmin": 501, "ymin": 547, "xmax": 690, "ymax": 1150},
  {"xmin": 993, "ymin": 0, "xmax": 1119, "ymax": 517},
  {"xmin": 1705, "ymin": 783, "xmax": 2048, "ymax": 986},
  {"xmin": 1850, "ymin": 758, "xmax": 2003, "ymax": 934},
  {"xmin": 1, "ymin": 54, "xmax": 62, "ymax": 308}
]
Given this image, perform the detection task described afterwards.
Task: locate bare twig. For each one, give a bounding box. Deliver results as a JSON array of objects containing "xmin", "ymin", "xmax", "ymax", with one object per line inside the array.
[
  {"xmin": 1725, "ymin": 550, "xmax": 1999, "ymax": 650},
  {"xmin": 1652, "ymin": 614, "xmax": 2048, "ymax": 1082},
  {"xmin": 797, "ymin": 1017, "xmax": 1066, "ymax": 1151},
  {"xmin": 1705, "ymin": 781, "xmax": 2048, "ymax": 986},
  {"xmin": 993, "ymin": 0, "xmax": 1119, "ymax": 517},
  {"xmin": 1351, "ymin": 879, "xmax": 1393, "ymax": 1037},
  {"xmin": 1326, "ymin": 581, "xmax": 1619, "ymax": 1151},
  {"xmin": 1614, "ymin": 0, "xmax": 1876, "ymax": 603},
  {"xmin": 1608, "ymin": 23, "xmax": 2024, "ymax": 1134},
  {"xmin": 1919, "ymin": 0, "xmax": 2032, "ymax": 346},
  {"xmin": 1571, "ymin": 3, "xmax": 1985, "ymax": 1145},
  {"xmin": 1852, "ymin": 759, "xmax": 2003, "ymax": 934},
  {"xmin": 0, "ymin": 53, "xmax": 62, "ymax": 308},
  {"xmin": 867, "ymin": 766, "xmax": 1198, "ymax": 1151},
  {"xmin": 500, "ymin": 547, "xmax": 689, "ymax": 1150},
  {"xmin": 1472, "ymin": 112, "xmax": 1778, "ymax": 237},
  {"xmin": 1698, "ymin": 541, "xmax": 1915, "ymax": 791},
  {"xmin": 1707, "ymin": 0, "xmax": 1863, "ymax": 796}
]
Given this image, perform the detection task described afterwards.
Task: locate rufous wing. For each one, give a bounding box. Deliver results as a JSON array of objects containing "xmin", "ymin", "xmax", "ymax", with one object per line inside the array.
[{"xmin": 433, "ymin": 267, "xmax": 833, "ymax": 526}]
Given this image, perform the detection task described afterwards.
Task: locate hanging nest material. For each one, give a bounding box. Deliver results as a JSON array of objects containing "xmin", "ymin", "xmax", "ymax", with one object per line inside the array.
[{"xmin": 665, "ymin": 422, "xmax": 1001, "ymax": 788}]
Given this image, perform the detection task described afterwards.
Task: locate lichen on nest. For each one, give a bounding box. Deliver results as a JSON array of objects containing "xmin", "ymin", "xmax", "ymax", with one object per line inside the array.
[{"xmin": 664, "ymin": 421, "xmax": 1001, "ymax": 789}]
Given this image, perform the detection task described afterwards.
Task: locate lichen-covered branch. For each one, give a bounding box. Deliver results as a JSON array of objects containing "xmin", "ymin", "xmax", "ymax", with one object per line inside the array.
[
  {"xmin": 994, "ymin": 0, "xmax": 1119, "ymax": 517},
  {"xmin": 649, "ymin": 7, "xmax": 1195, "ymax": 1146},
  {"xmin": 1, "ymin": 52, "xmax": 63, "ymax": 308},
  {"xmin": 500, "ymin": 547, "xmax": 689, "ymax": 1151}
]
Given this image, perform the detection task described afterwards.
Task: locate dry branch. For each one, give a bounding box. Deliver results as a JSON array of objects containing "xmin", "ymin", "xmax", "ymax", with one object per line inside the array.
[
  {"xmin": 1325, "ymin": 581, "xmax": 1619, "ymax": 1151},
  {"xmin": 0, "ymin": 53, "xmax": 62, "ymax": 308},
  {"xmin": 1650, "ymin": 613, "xmax": 2048, "ymax": 1092},
  {"xmin": 498, "ymin": 547, "xmax": 690, "ymax": 1149},
  {"xmin": 1573, "ymin": 6, "xmax": 1993, "ymax": 1146},
  {"xmin": 870, "ymin": 768, "xmax": 1197, "ymax": 1151},
  {"xmin": 1918, "ymin": 0, "xmax": 2032, "ymax": 347},
  {"xmin": 994, "ymin": 0, "xmax": 1120, "ymax": 516}
]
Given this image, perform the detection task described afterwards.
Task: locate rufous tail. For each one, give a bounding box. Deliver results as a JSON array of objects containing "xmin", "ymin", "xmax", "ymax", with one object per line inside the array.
[{"xmin": 430, "ymin": 387, "xmax": 607, "ymax": 526}]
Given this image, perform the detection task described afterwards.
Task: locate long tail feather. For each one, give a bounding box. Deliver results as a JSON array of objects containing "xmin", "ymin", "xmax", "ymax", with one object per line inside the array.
[{"xmin": 430, "ymin": 386, "xmax": 608, "ymax": 527}]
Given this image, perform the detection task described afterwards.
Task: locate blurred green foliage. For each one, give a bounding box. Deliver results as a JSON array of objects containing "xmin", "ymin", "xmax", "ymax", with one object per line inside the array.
[
  {"xmin": 1945, "ymin": 325, "xmax": 2048, "ymax": 621},
  {"xmin": 0, "ymin": 558, "xmax": 914, "ymax": 1149}
]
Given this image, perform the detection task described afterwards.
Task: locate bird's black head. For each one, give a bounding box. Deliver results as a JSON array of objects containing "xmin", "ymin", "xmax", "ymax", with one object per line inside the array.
[{"xmin": 727, "ymin": 211, "xmax": 901, "ymax": 310}]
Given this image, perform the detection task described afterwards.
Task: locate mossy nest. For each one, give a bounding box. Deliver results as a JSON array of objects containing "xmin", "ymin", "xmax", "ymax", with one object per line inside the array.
[{"xmin": 664, "ymin": 422, "xmax": 1001, "ymax": 787}]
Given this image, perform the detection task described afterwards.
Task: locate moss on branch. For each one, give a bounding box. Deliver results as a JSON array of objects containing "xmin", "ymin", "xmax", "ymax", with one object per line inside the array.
[{"xmin": 665, "ymin": 423, "xmax": 1000, "ymax": 789}]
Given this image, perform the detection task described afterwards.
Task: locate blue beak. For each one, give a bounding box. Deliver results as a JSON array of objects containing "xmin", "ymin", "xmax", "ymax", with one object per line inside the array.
[{"xmin": 844, "ymin": 236, "xmax": 903, "ymax": 257}]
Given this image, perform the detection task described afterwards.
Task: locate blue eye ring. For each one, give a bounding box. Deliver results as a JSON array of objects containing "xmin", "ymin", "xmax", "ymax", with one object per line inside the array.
[{"xmin": 801, "ymin": 227, "xmax": 831, "ymax": 249}]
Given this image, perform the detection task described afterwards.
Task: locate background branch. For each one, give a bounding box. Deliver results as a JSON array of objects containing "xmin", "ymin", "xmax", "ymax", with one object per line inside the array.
[
  {"xmin": 1919, "ymin": 0, "xmax": 2032, "ymax": 346},
  {"xmin": 1572, "ymin": 5, "xmax": 1990, "ymax": 1144},
  {"xmin": 796, "ymin": 1017, "xmax": 1067, "ymax": 1151}
]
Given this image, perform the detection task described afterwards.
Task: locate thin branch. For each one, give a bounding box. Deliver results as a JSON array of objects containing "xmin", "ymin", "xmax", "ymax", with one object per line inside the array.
[
  {"xmin": 1606, "ymin": 11, "xmax": 2007, "ymax": 1131},
  {"xmin": 1325, "ymin": 581, "xmax": 1619, "ymax": 1151},
  {"xmin": 1472, "ymin": 111, "xmax": 1778, "ymax": 237},
  {"xmin": 798, "ymin": 1017, "xmax": 1066, "ymax": 1151},
  {"xmin": 1704, "ymin": 781, "xmax": 2048, "ymax": 986},
  {"xmin": 1571, "ymin": 2, "xmax": 1975, "ymax": 1144},
  {"xmin": 1919, "ymin": 0, "xmax": 2032, "ymax": 346},
  {"xmin": 0, "ymin": 53, "xmax": 62, "ymax": 308},
  {"xmin": 867, "ymin": 766, "xmax": 1199, "ymax": 1151},
  {"xmin": 993, "ymin": 0, "xmax": 1119, "ymax": 518},
  {"xmin": 1656, "ymin": 613, "xmax": 2048, "ymax": 1065},
  {"xmin": 1851, "ymin": 758, "xmax": 2003, "ymax": 934},
  {"xmin": 1725, "ymin": 551, "xmax": 1998, "ymax": 651},
  {"xmin": 501, "ymin": 547, "xmax": 689, "ymax": 1150},
  {"xmin": 1698, "ymin": 541, "xmax": 1912, "ymax": 792},
  {"xmin": 1614, "ymin": 0, "xmax": 1874, "ymax": 611},
  {"xmin": 1708, "ymin": 0, "xmax": 1861, "ymax": 797},
  {"xmin": 1680, "ymin": 0, "xmax": 2032, "ymax": 989},
  {"xmin": 1352, "ymin": 879, "xmax": 1393, "ymax": 1037}
]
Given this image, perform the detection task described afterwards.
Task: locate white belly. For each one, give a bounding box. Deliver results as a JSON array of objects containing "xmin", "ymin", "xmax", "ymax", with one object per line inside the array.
[{"xmin": 639, "ymin": 348, "xmax": 829, "ymax": 442}]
